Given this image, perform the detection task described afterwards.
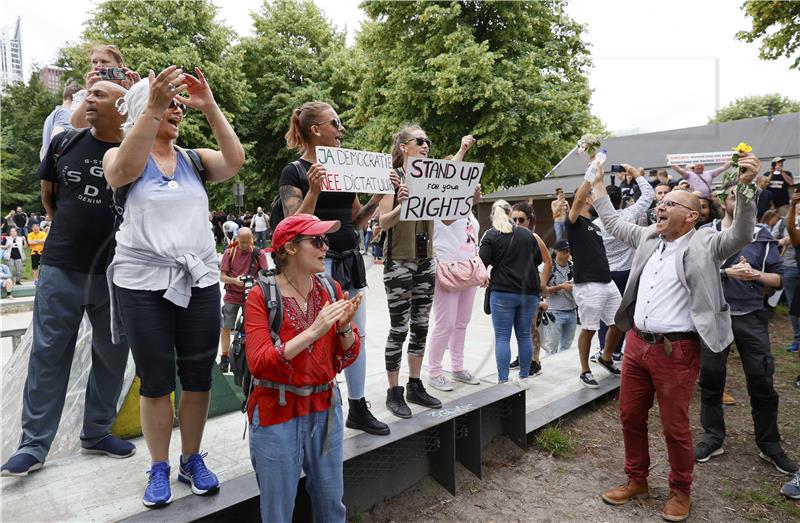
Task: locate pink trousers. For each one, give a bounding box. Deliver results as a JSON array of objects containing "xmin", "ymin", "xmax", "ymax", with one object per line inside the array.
[{"xmin": 427, "ymin": 279, "xmax": 478, "ymax": 377}]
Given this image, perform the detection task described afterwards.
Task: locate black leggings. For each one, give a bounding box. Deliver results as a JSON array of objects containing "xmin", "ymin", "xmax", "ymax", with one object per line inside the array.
[{"xmin": 116, "ymin": 284, "xmax": 221, "ymax": 397}]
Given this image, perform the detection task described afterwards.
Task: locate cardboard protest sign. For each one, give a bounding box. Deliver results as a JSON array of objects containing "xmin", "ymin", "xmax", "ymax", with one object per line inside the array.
[
  {"xmin": 315, "ymin": 146, "xmax": 394, "ymax": 194},
  {"xmin": 666, "ymin": 151, "xmax": 732, "ymax": 166},
  {"xmin": 400, "ymin": 156, "xmax": 484, "ymax": 221}
]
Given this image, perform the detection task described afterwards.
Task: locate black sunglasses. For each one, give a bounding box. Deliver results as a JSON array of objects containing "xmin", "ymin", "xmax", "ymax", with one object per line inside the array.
[
  {"xmin": 315, "ymin": 118, "xmax": 343, "ymax": 130},
  {"xmin": 513, "ymin": 217, "xmax": 528, "ymax": 224},
  {"xmin": 294, "ymin": 235, "xmax": 329, "ymax": 249},
  {"xmin": 406, "ymin": 137, "xmax": 431, "ymax": 148},
  {"xmin": 169, "ymin": 99, "xmax": 188, "ymax": 115}
]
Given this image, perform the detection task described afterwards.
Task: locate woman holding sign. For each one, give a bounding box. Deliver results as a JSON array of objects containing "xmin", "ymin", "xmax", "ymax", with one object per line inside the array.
[
  {"xmin": 278, "ymin": 101, "xmax": 389, "ymax": 436},
  {"xmin": 378, "ymin": 125, "xmax": 476, "ymax": 417}
]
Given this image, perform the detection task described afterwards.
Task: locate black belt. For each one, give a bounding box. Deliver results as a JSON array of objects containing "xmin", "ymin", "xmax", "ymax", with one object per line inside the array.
[{"xmin": 633, "ymin": 328, "xmax": 698, "ymax": 345}]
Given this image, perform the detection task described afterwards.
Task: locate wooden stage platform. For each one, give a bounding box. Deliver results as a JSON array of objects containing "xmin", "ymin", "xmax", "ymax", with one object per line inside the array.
[{"xmin": 0, "ymin": 259, "xmax": 621, "ymax": 522}]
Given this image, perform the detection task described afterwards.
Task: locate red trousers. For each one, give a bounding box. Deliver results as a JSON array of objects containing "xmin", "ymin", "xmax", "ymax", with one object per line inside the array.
[{"xmin": 620, "ymin": 330, "xmax": 701, "ymax": 495}]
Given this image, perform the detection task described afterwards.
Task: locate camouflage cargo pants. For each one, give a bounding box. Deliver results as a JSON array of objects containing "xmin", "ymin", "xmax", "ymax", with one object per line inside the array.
[{"xmin": 383, "ymin": 258, "xmax": 435, "ymax": 371}]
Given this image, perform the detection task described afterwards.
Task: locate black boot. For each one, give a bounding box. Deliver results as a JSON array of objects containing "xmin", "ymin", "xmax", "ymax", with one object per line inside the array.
[
  {"xmin": 346, "ymin": 398, "xmax": 390, "ymax": 435},
  {"xmin": 406, "ymin": 380, "xmax": 442, "ymax": 409},
  {"xmin": 218, "ymin": 355, "xmax": 230, "ymax": 373},
  {"xmin": 386, "ymin": 386, "xmax": 412, "ymax": 419}
]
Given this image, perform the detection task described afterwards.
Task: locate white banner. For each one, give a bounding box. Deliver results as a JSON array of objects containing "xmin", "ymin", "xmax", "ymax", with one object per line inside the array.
[
  {"xmin": 665, "ymin": 151, "xmax": 732, "ymax": 166},
  {"xmin": 315, "ymin": 146, "xmax": 395, "ymax": 194},
  {"xmin": 400, "ymin": 156, "xmax": 484, "ymax": 221}
]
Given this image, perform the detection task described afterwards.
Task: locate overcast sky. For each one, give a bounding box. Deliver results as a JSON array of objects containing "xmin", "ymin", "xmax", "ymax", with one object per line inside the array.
[{"xmin": 4, "ymin": 0, "xmax": 799, "ymax": 134}]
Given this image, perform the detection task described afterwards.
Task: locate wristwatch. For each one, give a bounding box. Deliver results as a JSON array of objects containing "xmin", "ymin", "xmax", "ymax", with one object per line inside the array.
[{"xmin": 337, "ymin": 325, "xmax": 353, "ymax": 336}]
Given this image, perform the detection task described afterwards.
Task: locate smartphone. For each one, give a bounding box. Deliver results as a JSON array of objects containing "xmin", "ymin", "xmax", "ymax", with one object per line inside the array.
[
  {"xmin": 610, "ymin": 165, "xmax": 626, "ymax": 173},
  {"xmin": 98, "ymin": 67, "xmax": 126, "ymax": 81}
]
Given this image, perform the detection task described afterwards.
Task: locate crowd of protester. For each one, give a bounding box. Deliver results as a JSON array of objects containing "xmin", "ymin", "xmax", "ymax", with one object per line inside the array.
[{"xmin": 1, "ymin": 40, "xmax": 799, "ymax": 523}]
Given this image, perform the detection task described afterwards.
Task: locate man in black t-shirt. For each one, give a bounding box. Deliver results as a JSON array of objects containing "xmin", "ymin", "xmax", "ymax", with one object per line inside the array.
[
  {"xmin": 567, "ymin": 176, "xmax": 624, "ymax": 389},
  {"xmin": 1, "ymin": 81, "xmax": 135, "ymax": 478},
  {"xmin": 764, "ymin": 157, "xmax": 795, "ymax": 215}
]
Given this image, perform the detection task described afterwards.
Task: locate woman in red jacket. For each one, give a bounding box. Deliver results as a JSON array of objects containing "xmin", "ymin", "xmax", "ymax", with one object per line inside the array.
[{"xmin": 244, "ymin": 213, "xmax": 362, "ymax": 522}]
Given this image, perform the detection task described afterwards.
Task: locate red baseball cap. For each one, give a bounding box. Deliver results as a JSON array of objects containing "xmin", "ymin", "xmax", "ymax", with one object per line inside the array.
[{"xmin": 267, "ymin": 213, "xmax": 340, "ymax": 253}]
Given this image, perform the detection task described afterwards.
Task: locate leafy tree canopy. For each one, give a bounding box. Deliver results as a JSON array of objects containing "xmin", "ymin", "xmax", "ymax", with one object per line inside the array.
[
  {"xmin": 346, "ymin": 0, "xmax": 596, "ymax": 191},
  {"xmin": 709, "ymin": 93, "xmax": 800, "ymax": 123},
  {"xmin": 1, "ymin": 74, "xmax": 60, "ymax": 211},
  {"xmin": 737, "ymin": 1, "xmax": 800, "ymax": 70}
]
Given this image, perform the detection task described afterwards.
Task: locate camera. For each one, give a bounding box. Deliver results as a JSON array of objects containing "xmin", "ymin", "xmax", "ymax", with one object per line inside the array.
[
  {"xmin": 610, "ymin": 165, "xmax": 626, "ymax": 173},
  {"xmin": 97, "ymin": 67, "xmax": 125, "ymax": 81},
  {"xmin": 415, "ymin": 232, "xmax": 428, "ymax": 259}
]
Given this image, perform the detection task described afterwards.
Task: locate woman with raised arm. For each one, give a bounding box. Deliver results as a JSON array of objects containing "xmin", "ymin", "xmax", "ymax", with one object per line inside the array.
[
  {"xmin": 378, "ymin": 126, "xmax": 474, "ymax": 417},
  {"xmin": 245, "ymin": 213, "xmax": 361, "ymax": 522},
  {"xmin": 277, "ymin": 101, "xmax": 389, "ymax": 436},
  {"xmin": 103, "ymin": 66, "xmax": 244, "ymax": 508}
]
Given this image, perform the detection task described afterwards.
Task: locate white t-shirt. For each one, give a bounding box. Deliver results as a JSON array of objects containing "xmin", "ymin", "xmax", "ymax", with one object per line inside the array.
[
  {"xmin": 223, "ymin": 220, "xmax": 239, "ymax": 233},
  {"xmin": 251, "ymin": 213, "xmax": 268, "ymax": 232},
  {"xmin": 433, "ymin": 213, "xmax": 480, "ymax": 262}
]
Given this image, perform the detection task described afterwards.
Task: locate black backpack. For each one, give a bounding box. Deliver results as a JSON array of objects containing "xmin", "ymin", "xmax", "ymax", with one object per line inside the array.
[
  {"xmin": 269, "ymin": 160, "xmax": 308, "ymax": 233},
  {"xmin": 231, "ymin": 268, "xmax": 337, "ymax": 413}
]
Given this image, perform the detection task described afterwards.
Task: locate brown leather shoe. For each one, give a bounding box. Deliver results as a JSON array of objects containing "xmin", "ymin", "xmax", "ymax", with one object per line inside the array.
[
  {"xmin": 661, "ymin": 490, "xmax": 691, "ymax": 522},
  {"xmin": 601, "ymin": 480, "xmax": 649, "ymax": 505}
]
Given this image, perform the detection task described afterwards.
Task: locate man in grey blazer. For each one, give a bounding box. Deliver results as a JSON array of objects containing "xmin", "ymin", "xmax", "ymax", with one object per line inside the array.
[{"xmin": 592, "ymin": 156, "xmax": 760, "ymax": 522}]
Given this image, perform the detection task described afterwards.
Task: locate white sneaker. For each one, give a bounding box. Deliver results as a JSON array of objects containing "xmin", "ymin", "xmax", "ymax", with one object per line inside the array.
[
  {"xmin": 452, "ymin": 370, "xmax": 480, "ymax": 385},
  {"xmin": 512, "ymin": 375, "xmax": 533, "ymax": 389},
  {"xmin": 428, "ymin": 374, "xmax": 453, "ymax": 391}
]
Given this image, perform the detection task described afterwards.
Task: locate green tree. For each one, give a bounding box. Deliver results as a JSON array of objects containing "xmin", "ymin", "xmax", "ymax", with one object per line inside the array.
[
  {"xmin": 737, "ymin": 1, "xmax": 800, "ymax": 70},
  {"xmin": 347, "ymin": 0, "xmax": 596, "ymax": 191},
  {"xmin": 235, "ymin": 0, "xmax": 363, "ymax": 207},
  {"xmin": 0, "ymin": 74, "xmax": 61, "ymax": 211},
  {"xmin": 708, "ymin": 93, "xmax": 800, "ymax": 123},
  {"xmin": 57, "ymin": 0, "xmax": 251, "ymax": 210}
]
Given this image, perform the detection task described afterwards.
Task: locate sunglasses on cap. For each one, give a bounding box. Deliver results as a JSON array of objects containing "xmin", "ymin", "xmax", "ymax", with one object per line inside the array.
[
  {"xmin": 406, "ymin": 137, "xmax": 432, "ymax": 148},
  {"xmin": 294, "ymin": 235, "xmax": 329, "ymax": 249},
  {"xmin": 315, "ymin": 118, "xmax": 343, "ymax": 129},
  {"xmin": 169, "ymin": 99, "xmax": 188, "ymax": 114}
]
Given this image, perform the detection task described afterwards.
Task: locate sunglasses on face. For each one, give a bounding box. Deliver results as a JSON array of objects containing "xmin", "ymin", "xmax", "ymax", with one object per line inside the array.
[
  {"xmin": 406, "ymin": 137, "xmax": 432, "ymax": 148},
  {"xmin": 657, "ymin": 200, "xmax": 695, "ymax": 212},
  {"xmin": 315, "ymin": 118, "xmax": 343, "ymax": 130},
  {"xmin": 169, "ymin": 99, "xmax": 188, "ymax": 114},
  {"xmin": 295, "ymin": 235, "xmax": 329, "ymax": 249},
  {"xmin": 513, "ymin": 217, "xmax": 528, "ymax": 224}
]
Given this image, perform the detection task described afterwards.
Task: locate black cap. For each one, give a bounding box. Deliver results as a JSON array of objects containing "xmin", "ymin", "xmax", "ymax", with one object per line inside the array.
[{"xmin": 554, "ymin": 240, "xmax": 570, "ymax": 252}]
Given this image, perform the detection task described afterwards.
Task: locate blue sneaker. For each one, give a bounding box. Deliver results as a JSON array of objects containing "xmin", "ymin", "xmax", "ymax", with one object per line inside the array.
[
  {"xmin": 1, "ymin": 453, "xmax": 43, "ymax": 477},
  {"xmin": 178, "ymin": 452, "xmax": 219, "ymax": 495},
  {"xmin": 81, "ymin": 435, "xmax": 136, "ymax": 458},
  {"xmin": 787, "ymin": 340, "xmax": 799, "ymax": 353},
  {"xmin": 143, "ymin": 461, "xmax": 172, "ymax": 508},
  {"xmin": 781, "ymin": 471, "xmax": 800, "ymax": 499}
]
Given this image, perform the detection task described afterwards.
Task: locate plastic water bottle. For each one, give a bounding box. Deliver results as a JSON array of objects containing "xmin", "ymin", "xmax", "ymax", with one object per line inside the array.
[{"xmin": 584, "ymin": 150, "xmax": 606, "ymax": 182}]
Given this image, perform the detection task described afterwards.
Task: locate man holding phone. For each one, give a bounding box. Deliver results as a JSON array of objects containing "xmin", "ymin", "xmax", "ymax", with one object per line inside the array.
[
  {"xmin": 764, "ymin": 156, "xmax": 795, "ymax": 215},
  {"xmin": 70, "ymin": 44, "xmax": 139, "ymax": 129}
]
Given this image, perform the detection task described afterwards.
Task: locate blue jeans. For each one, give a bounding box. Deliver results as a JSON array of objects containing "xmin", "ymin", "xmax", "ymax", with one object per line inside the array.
[
  {"xmin": 324, "ymin": 257, "xmax": 367, "ymax": 399},
  {"xmin": 550, "ymin": 309, "xmax": 578, "ymax": 353},
  {"xmin": 255, "ymin": 230, "xmax": 267, "ymax": 248},
  {"xmin": 249, "ymin": 396, "xmax": 346, "ymax": 523},
  {"xmin": 363, "ymin": 229, "xmax": 373, "ymax": 252},
  {"xmin": 554, "ymin": 221, "xmax": 567, "ymax": 243},
  {"xmin": 783, "ymin": 263, "xmax": 800, "ymax": 342},
  {"xmin": 490, "ymin": 291, "xmax": 539, "ymax": 381},
  {"xmin": 17, "ymin": 264, "xmax": 129, "ymax": 462}
]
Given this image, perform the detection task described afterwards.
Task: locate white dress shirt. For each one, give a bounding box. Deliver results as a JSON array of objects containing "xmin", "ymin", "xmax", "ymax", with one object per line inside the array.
[{"xmin": 633, "ymin": 231, "xmax": 695, "ymax": 333}]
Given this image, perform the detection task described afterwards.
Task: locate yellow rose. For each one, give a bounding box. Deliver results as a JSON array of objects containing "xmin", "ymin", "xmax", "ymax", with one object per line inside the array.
[{"xmin": 733, "ymin": 142, "xmax": 752, "ymax": 154}]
